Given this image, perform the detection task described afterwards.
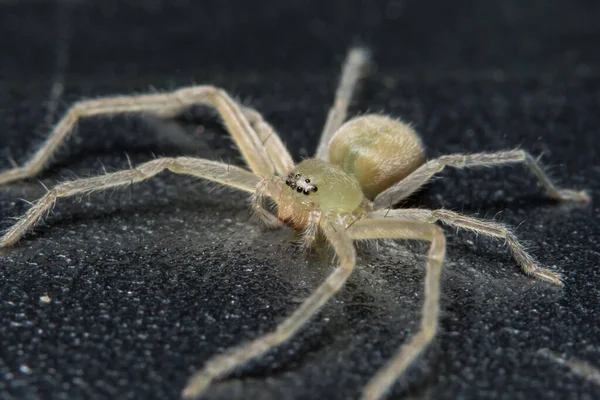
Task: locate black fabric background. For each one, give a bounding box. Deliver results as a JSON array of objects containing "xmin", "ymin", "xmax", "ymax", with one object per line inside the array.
[{"xmin": 1, "ymin": 1, "xmax": 599, "ymax": 399}]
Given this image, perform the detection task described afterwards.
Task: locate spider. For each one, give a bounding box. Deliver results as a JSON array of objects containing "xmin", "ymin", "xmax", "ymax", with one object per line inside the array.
[{"xmin": 0, "ymin": 47, "xmax": 590, "ymax": 400}]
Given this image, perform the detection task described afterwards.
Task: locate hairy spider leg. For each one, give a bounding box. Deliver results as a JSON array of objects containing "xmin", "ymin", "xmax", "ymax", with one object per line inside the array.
[
  {"xmin": 0, "ymin": 157, "xmax": 258, "ymax": 247},
  {"xmin": 373, "ymin": 149, "xmax": 589, "ymax": 209},
  {"xmin": 0, "ymin": 85, "xmax": 294, "ymax": 185},
  {"xmin": 182, "ymin": 216, "xmax": 356, "ymax": 398},
  {"xmin": 316, "ymin": 47, "xmax": 371, "ymax": 159},
  {"xmin": 372, "ymin": 208, "xmax": 564, "ymax": 284},
  {"xmin": 346, "ymin": 219, "xmax": 446, "ymax": 400}
]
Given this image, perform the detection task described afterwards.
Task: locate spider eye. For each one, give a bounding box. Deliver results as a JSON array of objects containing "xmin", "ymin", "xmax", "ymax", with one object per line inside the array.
[
  {"xmin": 303, "ymin": 189, "xmax": 310, "ymax": 195},
  {"xmin": 290, "ymin": 182, "xmax": 296, "ymax": 189},
  {"xmin": 305, "ymin": 178, "xmax": 311, "ymax": 183},
  {"xmin": 296, "ymin": 187, "xmax": 303, "ymax": 193},
  {"xmin": 311, "ymin": 186, "xmax": 318, "ymax": 192},
  {"xmin": 294, "ymin": 173, "xmax": 301, "ymax": 179}
]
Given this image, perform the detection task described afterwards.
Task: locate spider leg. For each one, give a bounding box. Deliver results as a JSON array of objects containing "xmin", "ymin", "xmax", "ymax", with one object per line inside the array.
[
  {"xmin": 0, "ymin": 157, "xmax": 258, "ymax": 247},
  {"xmin": 182, "ymin": 216, "xmax": 356, "ymax": 399},
  {"xmin": 346, "ymin": 219, "xmax": 446, "ymax": 400},
  {"xmin": 240, "ymin": 105, "xmax": 294, "ymax": 175},
  {"xmin": 538, "ymin": 348, "xmax": 600, "ymax": 386},
  {"xmin": 372, "ymin": 149, "xmax": 590, "ymax": 209},
  {"xmin": 371, "ymin": 208, "xmax": 564, "ymax": 285},
  {"xmin": 315, "ymin": 47, "xmax": 370, "ymax": 159},
  {"xmin": 0, "ymin": 85, "xmax": 294, "ymax": 185}
]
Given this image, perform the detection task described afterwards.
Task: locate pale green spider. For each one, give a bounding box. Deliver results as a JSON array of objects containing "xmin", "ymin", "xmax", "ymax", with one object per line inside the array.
[{"xmin": 0, "ymin": 48, "xmax": 590, "ymax": 400}]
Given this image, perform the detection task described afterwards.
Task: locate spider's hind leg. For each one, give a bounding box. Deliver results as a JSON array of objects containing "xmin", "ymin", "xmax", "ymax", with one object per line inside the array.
[{"xmin": 316, "ymin": 47, "xmax": 371, "ymax": 159}]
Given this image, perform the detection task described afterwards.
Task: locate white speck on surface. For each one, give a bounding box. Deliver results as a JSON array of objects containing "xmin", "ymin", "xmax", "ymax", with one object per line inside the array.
[{"xmin": 19, "ymin": 365, "xmax": 32, "ymax": 374}]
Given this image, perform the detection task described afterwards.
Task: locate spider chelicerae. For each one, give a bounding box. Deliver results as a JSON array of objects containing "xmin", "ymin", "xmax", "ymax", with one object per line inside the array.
[{"xmin": 0, "ymin": 48, "xmax": 590, "ymax": 400}]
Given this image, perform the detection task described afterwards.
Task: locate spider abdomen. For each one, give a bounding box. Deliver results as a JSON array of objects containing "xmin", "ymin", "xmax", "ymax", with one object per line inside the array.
[{"xmin": 328, "ymin": 114, "xmax": 425, "ymax": 199}]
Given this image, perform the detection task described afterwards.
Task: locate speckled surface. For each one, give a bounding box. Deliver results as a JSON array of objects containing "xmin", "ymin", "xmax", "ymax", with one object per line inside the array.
[{"xmin": 0, "ymin": 1, "xmax": 599, "ymax": 400}]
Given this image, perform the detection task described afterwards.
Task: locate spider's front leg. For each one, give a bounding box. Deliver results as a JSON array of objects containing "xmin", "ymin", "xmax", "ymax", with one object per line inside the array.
[
  {"xmin": 0, "ymin": 85, "xmax": 294, "ymax": 186},
  {"xmin": 0, "ymin": 157, "xmax": 258, "ymax": 247},
  {"xmin": 346, "ymin": 219, "xmax": 446, "ymax": 400},
  {"xmin": 372, "ymin": 149, "xmax": 590, "ymax": 209},
  {"xmin": 183, "ymin": 216, "xmax": 356, "ymax": 399}
]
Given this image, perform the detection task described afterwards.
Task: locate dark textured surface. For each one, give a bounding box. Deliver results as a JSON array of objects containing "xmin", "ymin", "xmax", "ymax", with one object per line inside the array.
[{"xmin": 1, "ymin": 1, "xmax": 599, "ymax": 399}]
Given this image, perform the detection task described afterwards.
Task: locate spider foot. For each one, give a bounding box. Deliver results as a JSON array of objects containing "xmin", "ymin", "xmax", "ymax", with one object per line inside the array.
[
  {"xmin": 0, "ymin": 168, "xmax": 28, "ymax": 186},
  {"xmin": 530, "ymin": 266, "xmax": 564, "ymax": 287},
  {"xmin": 549, "ymin": 188, "xmax": 591, "ymax": 204},
  {"xmin": 182, "ymin": 372, "xmax": 213, "ymax": 399}
]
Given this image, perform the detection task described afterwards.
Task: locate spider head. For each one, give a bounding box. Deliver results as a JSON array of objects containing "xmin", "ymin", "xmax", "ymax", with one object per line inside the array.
[{"xmin": 282, "ymin": 158, "xmax": 364, "ymax": 213}]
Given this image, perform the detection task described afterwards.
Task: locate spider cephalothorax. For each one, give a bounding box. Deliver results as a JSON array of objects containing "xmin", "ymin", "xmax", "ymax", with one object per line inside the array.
[{"xmin": 0, "ymin": 48, "xmax": 589, "ymax": 400}]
